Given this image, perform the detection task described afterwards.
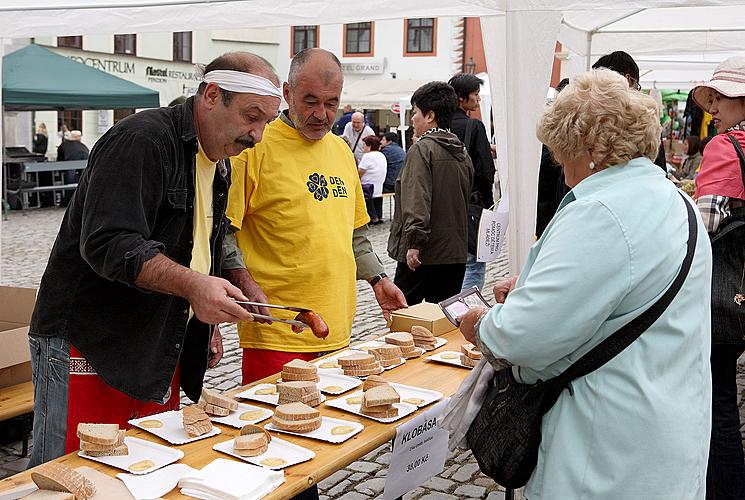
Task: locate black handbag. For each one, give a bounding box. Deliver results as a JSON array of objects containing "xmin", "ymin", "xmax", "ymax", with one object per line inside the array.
[
  {"xmin": 466, "ymin": 192, "xmax": 698, "ymax": 488},
  {"xmin": 710, "ymin": 135, "xmax": 745, "ymax": 345}
]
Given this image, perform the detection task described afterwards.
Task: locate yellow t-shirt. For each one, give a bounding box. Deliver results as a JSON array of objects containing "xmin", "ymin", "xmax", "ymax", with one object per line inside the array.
[
  {"xmin": 189, "ymin": 145, "xmax": 216, "ymax": 319},
  {"xmin": 227, "ymin": 118, "xmax": 370, "ymax": 352}
]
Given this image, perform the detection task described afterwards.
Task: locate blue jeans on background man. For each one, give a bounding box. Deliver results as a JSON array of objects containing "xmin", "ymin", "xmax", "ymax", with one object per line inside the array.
[
  {"xmin": 28, "ymin": 335, "xmax": 70, "ymax": 468},
  {"xmin": 461, "ymin": 253, "xmax": 486, "ymax": 292}
]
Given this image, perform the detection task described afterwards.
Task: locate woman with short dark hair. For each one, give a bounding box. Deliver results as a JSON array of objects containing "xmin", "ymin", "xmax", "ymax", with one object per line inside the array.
[
  {"xmin": 387, "ymin": 81, "xmax": 473, "ymax": 303},
  {"xmin": 358, "ymin": 135, "xmax": 386, "ymax": 224}
]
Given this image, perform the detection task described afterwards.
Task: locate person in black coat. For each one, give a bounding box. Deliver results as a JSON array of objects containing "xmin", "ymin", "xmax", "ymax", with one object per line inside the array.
[
  {"xmin": 57, "ymin": 130, "xmax": 90, "ymax": 206},
  {"xmin": 448, "ymin": 73, "xmax": 496, "ymax": 292}
]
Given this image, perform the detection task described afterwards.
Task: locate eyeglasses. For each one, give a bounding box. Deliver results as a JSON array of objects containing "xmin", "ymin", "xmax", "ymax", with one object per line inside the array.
[{"xmin": 629, "ymin": 77, "xmax": 642, "ymax": 91}]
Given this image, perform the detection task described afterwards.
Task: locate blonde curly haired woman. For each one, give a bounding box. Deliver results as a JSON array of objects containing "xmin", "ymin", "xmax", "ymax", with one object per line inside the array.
[{"xmin": 459, "ymin": 69, "xmax": 713, "ymax": 499}]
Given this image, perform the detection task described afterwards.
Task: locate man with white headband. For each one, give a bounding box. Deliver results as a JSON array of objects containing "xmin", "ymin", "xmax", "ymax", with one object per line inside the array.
[
  {"xmin": 27, "ymin": 52, "xmax": 281, "ymax": 467},
  {"xmin": 223, "ymin": 48, "xmax": 407, "ymax": 389}
]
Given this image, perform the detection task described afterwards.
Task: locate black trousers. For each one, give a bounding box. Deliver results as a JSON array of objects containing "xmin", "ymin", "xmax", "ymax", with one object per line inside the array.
[
  {"xmin": 706, "ymin": 344, "xmax": 745, "ymax": 500},
  {"xmin": 394, "ymin": 262, "xmax": 466, "ymax": 305},
  {"xmin": 365, "ymin": 197, "xmax": 383, "ymax": 221}
]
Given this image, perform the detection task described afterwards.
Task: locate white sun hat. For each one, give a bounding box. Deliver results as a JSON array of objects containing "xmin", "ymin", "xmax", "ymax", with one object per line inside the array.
[{"xmin": 692, "ymin": 56, "xmax": 745, "ymax": 113}]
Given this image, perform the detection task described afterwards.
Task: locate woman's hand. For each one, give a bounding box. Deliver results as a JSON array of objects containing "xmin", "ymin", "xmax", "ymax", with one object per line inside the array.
[
  {"xmin": 459, "ymin": 306, "xmax": 487, "ymax": 345},
  {"xmin": 493, "ymin": 276, "xmax": 518, "ymax": 304},
  {"xmin": 406, "ymin": 249, "xmax": 422, "ymax": 271}
]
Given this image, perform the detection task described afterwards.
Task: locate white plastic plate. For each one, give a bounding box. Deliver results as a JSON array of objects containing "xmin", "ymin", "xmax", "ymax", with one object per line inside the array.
[
  {"xmin": 128, "ymin": 410, "xmax": 221, "ymax": 445},
  {"xmin": 324, "ymin": 391, "xmax": 417, "ymax": 423},
  {"xmin": 78, "ymin": 436, "xmax": 183, "ymax": 475},
  {"xmin": 213, "ymin": 436, "xmax": 315, "ymax": 470},
  {"xmin": 209, "ymin": 402, "xmax": 273, "ymax": 428},
  {"xmin": 387, "ymin": 383, "xmax": 443, "ymax": 408},
  {"xmin": 425, "ymin": 351, "xmax": 473, "ymax": 369},
  {"xmin": 316, "ymin": 372, "xmax": 363, "ymax": 394},
  {"xmin": 235, "ymin": 383, "xmax": 327, "ymax": 406},
  {"xmin": 265, "ymin": 416, "xmax": 363, "ymax": 444}
]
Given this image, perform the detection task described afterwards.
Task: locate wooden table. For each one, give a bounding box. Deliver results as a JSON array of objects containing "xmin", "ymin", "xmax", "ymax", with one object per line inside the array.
[{"xmin": 0, "ymin": 330, "xmax": 471, "ymax": 499}]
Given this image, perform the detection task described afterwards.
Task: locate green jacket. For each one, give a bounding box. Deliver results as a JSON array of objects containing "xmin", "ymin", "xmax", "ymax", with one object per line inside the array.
[{"xmin": 387, "ymin": 130, "xmax": 473, "ymax": 265}]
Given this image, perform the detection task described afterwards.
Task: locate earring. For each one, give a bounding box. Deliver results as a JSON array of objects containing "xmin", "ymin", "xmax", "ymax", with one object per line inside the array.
[{"xmin": 589, "ymin": 161, "xmax": 596, "ymax": 170}]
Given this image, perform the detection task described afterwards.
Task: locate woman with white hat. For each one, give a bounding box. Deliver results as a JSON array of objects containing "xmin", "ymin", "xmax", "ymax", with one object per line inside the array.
[{"xmin": 691, "ymin": 56, "xmax": 745, "ymax": 500}]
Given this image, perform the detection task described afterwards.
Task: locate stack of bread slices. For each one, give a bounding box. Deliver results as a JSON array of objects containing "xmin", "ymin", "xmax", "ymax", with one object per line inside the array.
[
  {"xmin": 183, "ymin": 405, "xmax": 213, "ymax": 437},
  {"xmin": 411, "ymin": 326, "xmax": 437, "ymax": 351},
  {"xmin": 278, "ymin": 380, "xmax": 322, "ymax": 407},
  {"xmin": 338, "ymin": 353, "xmax": 383, "ymax": 377},
  {"xmin": 271, "ymin": 402, "xmax": 322, "ymax": 432},
  {"xmin": 281, "ymin": 359, "xmax": 320, "ymax": 383},
  {"xmin": 461, "ymin": 342, "xmax": 482, "ymax": 367},
  {"xmin": 24, "ymin": 462, "xmax": 96, "ymax": 500},
  {"xmin": 361, "ymin": 383, "xmax": 401, "ymax": 419},
  {"xmin": 367, "ymin": 344, "xmax": 403, "ymax": 368},
  {"xmin": 362, "ymin": 374, "xmax": 388, "ymax": 391},
  {"xmin": 385, "ymin": 332, "xmax": 422, "ymax": 359},
  {"xmin": 197, "ymin": 388, "xmax": 239, "ymax": 416},
  {"xmin": 233, "ymin": 424, "xmax": 271, "ymax": 457},
  {"xmin": 77, "ymin": 423, "xmax": 127, "ymax": 457}
]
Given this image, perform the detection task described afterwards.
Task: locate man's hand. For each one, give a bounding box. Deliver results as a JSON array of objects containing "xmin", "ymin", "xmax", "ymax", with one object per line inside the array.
[
  {"xmin": 459, "ymin": 306, "xmax": 487, "ymax": 345},
  {"xmin": 406, "ymin": 249, "xmax": 421, "ymax": 271},
  {"xmin": 493, "ymin": 276, "xmax": 518, "ymax": 304},
  {"xmin": 187, "ymin": 275, "xmax": 254, "ymax": 325},
  {"xmin": 223, "ymin": 268, "xmax": 272, "ymax": 323},
  {"xmin": 372, "ymin": 277, "xmax": 408, "ymax": 321},
  {"xmin": 208, "ymin": 326, "xmax": 224, "ymax": 368}
]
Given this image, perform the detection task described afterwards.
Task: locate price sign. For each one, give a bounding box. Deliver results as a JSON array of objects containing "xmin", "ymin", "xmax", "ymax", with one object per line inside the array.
[{"xmin": 383, "ymin": 399, "xmax": 449, "ymax": 499}]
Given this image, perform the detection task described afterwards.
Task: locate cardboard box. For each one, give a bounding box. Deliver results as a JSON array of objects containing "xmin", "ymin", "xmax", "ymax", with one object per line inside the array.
[
  {"xmin": 389, "ymin": 301, "xmax": 454, "ymax": 336},
  {"xmin": 0, "ymin": 286, "xmax": 36, "ymax": 388}
]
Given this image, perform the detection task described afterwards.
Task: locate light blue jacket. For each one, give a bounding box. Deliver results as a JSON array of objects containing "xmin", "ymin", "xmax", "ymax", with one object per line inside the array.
[{"xmin": 478, "ymin": 158, "xmax": 712, "ymax": 500}]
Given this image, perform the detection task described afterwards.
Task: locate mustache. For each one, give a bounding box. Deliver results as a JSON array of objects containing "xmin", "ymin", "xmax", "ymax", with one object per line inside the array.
[
  {"xmin": 235, "ymin": 136, "xmax": 255, "ymax": 148},
  {"xmin": 307, "ymin": 117, "xmax": 329, "ymax": 127}
]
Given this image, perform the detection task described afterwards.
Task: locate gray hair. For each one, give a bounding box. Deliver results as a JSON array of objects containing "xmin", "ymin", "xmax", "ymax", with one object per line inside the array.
[{"xmin": 288, "ymin": 48, "xmax": 342, "ymax": 88}]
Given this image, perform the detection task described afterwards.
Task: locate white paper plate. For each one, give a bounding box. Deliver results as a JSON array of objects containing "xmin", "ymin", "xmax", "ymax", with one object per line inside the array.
[
  {"xmin": 313, "ymin": 349, "xmax": 368, "ymax": 371},
  {"xmin": 265, "ymin": 416, "xmax": 363, "ymax": 444},
  {"xmin": 78, "ymin": 436, "xmax": 183, "ymax": 475},
  {"xmin": 387, "ymin": 383, "xmax": 443, "ymax": 408},
  {"xmin": 317, "ymin": 372, "xmax": 363, "ymax": 394},
  {"xmin": 324, "ymin": 391, "xmax": 417, "ymax": 423},
  {"xmin": 213, "ymin": 436, "xmax": 315, "ymax": 470},
  {"xmin": 426, "ymin": 351, "xmax": 473, "ymax": 369},
  {"xmin": 129, "ymin": 410, "xmax": 222, "ymax": 445},
  {"xmin": 235, "ymin": 383, "xmax": 327, "ymax": 406},
  {"xmin": 209, "ymin": 402, "xmax": 274, "ymax": 428}
]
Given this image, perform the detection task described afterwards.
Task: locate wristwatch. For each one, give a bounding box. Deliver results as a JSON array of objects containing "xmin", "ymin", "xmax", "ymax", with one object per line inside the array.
[{"xmin": 367, "ymin": 272, "xmax": 388, "ymax": 287}]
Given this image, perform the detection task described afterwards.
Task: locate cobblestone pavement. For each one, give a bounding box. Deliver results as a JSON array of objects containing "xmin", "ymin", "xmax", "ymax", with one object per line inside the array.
[{"xmin": 1, "ymin": 204, "xmax": 743, "ymax": 499}]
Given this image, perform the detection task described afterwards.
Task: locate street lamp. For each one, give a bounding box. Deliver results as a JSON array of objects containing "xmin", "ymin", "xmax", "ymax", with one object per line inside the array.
[{"xmin": 465, "ymin": 57, "xmax": 476, "ymax": 74}]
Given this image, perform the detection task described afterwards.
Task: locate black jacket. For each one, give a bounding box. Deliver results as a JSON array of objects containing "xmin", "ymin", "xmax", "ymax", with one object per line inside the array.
[
  {"xmin": 30, "ymin": 97, "xmax": 230, "ymax": 402},
  {"xmin": 449, "ymin": 108, "xmax": 495, "ymax": 208},
  {"xmin": 57, "ymin": 139, "xmax": 90, "ymax": 161}
]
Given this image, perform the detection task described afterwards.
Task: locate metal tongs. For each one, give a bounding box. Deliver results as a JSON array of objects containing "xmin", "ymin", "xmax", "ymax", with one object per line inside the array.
[{"xmin": 231, "ymin": 300, "xmax": 311, "ymax": 329}]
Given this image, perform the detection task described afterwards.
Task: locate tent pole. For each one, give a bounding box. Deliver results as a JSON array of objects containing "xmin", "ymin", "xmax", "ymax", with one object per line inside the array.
[
  {"xmin": 0, "ymin": 39, "xmax": 4, "ymax": 283},
  {"xmin": 585, "ymin": 33, "xmax": 592, "ymax": 71}
]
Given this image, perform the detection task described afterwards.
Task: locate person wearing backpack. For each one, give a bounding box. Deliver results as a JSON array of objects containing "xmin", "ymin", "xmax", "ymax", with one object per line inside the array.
[{"xmin": 691, "ymin": 56, "xmax": 745, "ymax": 500}]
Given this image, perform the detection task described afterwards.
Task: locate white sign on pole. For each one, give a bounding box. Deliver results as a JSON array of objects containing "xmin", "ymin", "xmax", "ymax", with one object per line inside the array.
[
  {"xmin": 476, "ymin": 193, "xmax": 509, "ymax": 263},
  {"xmin": 383, "ymin": 400, "xmax": 449, "ymax": 500}
]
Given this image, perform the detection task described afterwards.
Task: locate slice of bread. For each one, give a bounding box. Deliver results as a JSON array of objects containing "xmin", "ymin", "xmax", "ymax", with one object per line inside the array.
[
  {"xmin": 274, "ymin": 402, "xmax": 321, "ymax": 421},
  {"xmin": 363, "ymin": 384, "xmax": 400, "ymax": 407},
  {"xmin": 201, "ymin": 388, "xmax": 239, "ymax": 411},
  {"xmin": 280, "ymin": 371, "xmax": 321, "ymax": 383},
  {"xmin": 79, "ymin": 430, "xmax": 125, "ymax": 452},
  {"xmin": 199, "ymin": 401, "xmax": 230, "ymax": 416},
  {"xmin": 240, "ymin": 423, "xmax": 272, "ymax": 442},
  {"xmin": 21, "ymin": 491, "xmax": 75, "ymax": 500},
  {"xmin": 411, "ymin": 325, "xmax": 434, "ymax": 338},
  {"xmin": 184, "ymin": 419, "xmax": 213, "ymax": 437},
  {"xmin": 76, "ymin": 423, "xmax": 120, "ymax": 446},
  {"xmin": 281, "ymin": 358, "xmax": 318, "ymax": 375},
  {"xmin": 362, "ymin": 375, "xmax": 388, "ymax": 392},
  {"xmin": 278, "ymin": 381, "xmax": 318, "ymax": 398},
  {"xmin": 182, "ymin": 405, "xmax": 211, "ymax": 424},
  {"xmin": 30, "ymin": 463, "xmax": 96, "ymax": 500},
  {"xmin": 385, "ymin": 332, "xmax": 415, "ymax": 346},
  {"xmin": 343, "ymin": 364, "xmax": 383, "ymax": 377},
  {"xmin": 271, "ymin": 415, "xmax": 322, "ymax": 432},
  {"xmin": 278, "ymin": 390, "xmax": 321, "ymax": 405},
  {"xmin": 401, "ymin": 347, "xmax": 423, "ymax": 359},
  {"xmin": 461, "ymin": 343, "xmax": 482, "ymax": 360},
  {"xmin": 235, "ymin": 443, "xmax": 269, "ymax": 457},
  {"xmin": 233, "ymin": 432, "xmax": 268, "ymax": 450},
  {"xmin": 361, "ymin": 406, "xmax": 399, "ymax": 418},
  {"xmin": 461, "ymin": 354, "xmax": 478, "ymax": 367},
  {"xmin": 368, "ymin": 345, "xmax": 403, "ymax": 361},
  {"xmin": 84, "ymin": 443, "xmax": 129, "ymax": 457},
  {"xmin": 379, "ymin": 357, "xmax": 403, "ymax": 367},
  {"xmin": 337, "ymin": 353, "xmax": 376, "ymax": 367}
]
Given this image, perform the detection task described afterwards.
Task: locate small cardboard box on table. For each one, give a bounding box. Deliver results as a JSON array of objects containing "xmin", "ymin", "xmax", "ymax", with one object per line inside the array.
[
  {"xmin": 389, "ymin": 301, "xmax": 452, "ymax": 336},
  {"xmin": 0, "ymin": 286, "xmax": 36, "ymax": 388}
]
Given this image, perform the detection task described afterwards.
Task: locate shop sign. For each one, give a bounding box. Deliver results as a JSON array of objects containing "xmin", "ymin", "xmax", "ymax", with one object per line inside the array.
[
  {"xmin": 390, "ymin": 103, "xmax": 401, "ymax": 114},
  {"xmin": 341, "ymin": 59, "xmax": 385, "ymax": 74},
  {"xmin": 383, "ymin": 400, "xmax": 449, "ymax": 499}
]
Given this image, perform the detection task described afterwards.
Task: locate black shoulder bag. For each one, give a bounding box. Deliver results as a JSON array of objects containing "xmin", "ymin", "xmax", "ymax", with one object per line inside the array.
[
  {"xmin": 710, "ymin": 135, "xmax": 745, "ymax": 345},
  {"xmin": 463, "ymin": 119, "xmax": 483, "ymax": 254},
  {"xmin": 466, "ymin": 192, "xmax": 697, "ymax": 488}
]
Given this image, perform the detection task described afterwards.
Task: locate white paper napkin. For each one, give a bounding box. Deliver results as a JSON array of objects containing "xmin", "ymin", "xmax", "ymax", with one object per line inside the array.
[
  {"xmin": 117, "ymin": 463, "xmax": 198, "ymax": 499},
  {"xmin": 178, "ymin": 458, "xmax": 284, "ymax": 500}
]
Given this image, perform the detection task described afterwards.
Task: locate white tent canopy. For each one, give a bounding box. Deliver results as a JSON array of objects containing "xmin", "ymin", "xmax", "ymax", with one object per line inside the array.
[{"xmin": 2, "ymin": 0, "xmax": 745, "ymax": 277}]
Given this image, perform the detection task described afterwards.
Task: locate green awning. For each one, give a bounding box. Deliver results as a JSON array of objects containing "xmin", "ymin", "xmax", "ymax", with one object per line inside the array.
[{"xmin": 3, "ymin": 44, "xmax": 159, "ymax": 111}]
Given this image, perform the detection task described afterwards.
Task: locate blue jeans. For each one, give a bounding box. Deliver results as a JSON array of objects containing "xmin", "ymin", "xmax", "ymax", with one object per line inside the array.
[
  {"xmin": 461, "ymin": 253, "xmax": 486, "ymax": 292},
  {"xmin": 28, "ymin": 335, "xmax": 70, "ymax": 468}
]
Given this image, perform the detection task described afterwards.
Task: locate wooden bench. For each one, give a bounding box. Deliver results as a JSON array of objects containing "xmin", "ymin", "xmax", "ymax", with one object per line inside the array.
[{"xmin": 0, "ymin": 382, "xmax": 34, "ymax": 457}]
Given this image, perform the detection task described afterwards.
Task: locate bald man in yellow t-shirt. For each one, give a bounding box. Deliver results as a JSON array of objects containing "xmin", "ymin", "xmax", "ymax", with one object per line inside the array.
[{"xmin": 223, "ymin": 49, "xmax": 407, "ymax": 385}]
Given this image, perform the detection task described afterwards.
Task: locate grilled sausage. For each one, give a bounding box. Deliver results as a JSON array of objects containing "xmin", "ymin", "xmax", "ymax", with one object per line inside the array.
[{"xmin": 295, "ymin": 311, "xmax": 330, "ymax": 339}]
